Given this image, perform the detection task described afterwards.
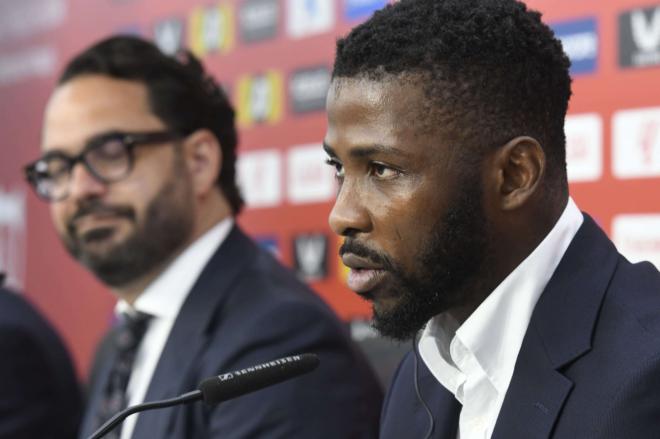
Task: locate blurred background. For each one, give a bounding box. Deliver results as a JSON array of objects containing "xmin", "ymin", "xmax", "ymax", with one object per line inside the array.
[{"xmin": 0, "ymin": 0, "xmax": 658, "ymax": 382}]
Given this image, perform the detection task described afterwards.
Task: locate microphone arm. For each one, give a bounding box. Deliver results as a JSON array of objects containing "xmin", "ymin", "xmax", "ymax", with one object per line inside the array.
[
  {"xmin": 88, "ymin": 353, "xmax": 320, "ymax": 439},
  {"xmin": 88, "ymin": 390, "xmax": 202, "ymax": 439}
]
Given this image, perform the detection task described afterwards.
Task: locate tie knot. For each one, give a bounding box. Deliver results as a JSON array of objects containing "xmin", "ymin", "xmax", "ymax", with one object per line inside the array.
[{"xmin": 115, "ymin": 311, "xmax": 152, "ymax": 352}]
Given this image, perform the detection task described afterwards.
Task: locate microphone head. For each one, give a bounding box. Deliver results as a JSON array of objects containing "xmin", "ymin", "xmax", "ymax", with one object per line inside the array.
[{"xmin": 198, "ymin": 353, "xmax": 320, "ymax": 405}]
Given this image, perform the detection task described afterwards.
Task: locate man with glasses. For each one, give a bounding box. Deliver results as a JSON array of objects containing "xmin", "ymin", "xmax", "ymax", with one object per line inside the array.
[{"xmin": 26, "ymin": 36, "xmax": 382, "ymax": 439}]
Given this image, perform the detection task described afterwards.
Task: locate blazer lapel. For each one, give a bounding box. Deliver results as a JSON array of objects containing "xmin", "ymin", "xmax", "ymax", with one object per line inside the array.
[
  {"xmin": 493, "ymin": 215, "xmax": 619, "ymax": 439},
  {"xmin": 130, "ymin": 226, "xmax": 258, "ymax": 439}
]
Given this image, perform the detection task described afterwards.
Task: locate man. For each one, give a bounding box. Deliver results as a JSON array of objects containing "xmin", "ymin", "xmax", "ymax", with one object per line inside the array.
[
  {"xmin": 0, "ymin": 276, "xmax": 82, "ymax": 439},
  {"xmin": 324, "ymin": 0, "xmax": 660, "ymax": 438},
  {"xmin": 25, "ymin": 36, "xmax": 382, "ymax": 439}
]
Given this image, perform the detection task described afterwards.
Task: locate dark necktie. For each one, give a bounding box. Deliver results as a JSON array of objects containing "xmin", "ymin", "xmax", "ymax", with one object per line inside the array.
[{"xmin": 95, "ymin": 311, "xmax": 152, "ymax": 439}]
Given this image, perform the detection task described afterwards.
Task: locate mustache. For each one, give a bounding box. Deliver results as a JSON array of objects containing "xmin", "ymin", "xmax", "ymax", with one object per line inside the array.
[
  {"xmin": 339, "ymin": 238, "xmax": 395, "ymax": 271},
  {"xmin": 69, "ymin": 200, "xmax": 135, "ymax": 226}
]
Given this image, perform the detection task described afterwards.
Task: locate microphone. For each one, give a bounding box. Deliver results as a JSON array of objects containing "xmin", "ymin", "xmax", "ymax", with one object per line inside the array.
[{"xmin": 88, "ymin": 353, "xmax": 319, "ymax": 439}]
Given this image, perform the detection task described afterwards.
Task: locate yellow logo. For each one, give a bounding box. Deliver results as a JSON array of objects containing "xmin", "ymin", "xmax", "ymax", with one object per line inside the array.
[
  {"xmin": 188, "ymin": 3, "xmax": 235, "ymax": 56},
  {"xmin": 236, "ymin": 71, "xmax": 284, "ymax": 127}
]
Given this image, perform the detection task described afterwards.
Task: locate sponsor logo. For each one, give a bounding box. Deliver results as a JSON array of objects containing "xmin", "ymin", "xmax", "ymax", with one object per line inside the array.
[
  {"xmin": 153, "ymin": 18, "xmax": 184, "ymax": 55},
  {"xmin": 564, "ymin": 113, "xmax": 602, "ymax": 182},
  {"xmin": 236, "ymin": 149, "xmax": 282, "ymax": 208},
  {"xmin": 0, "ymin": 45, "xmax": 56, "ymax": 86},
  {"xmin": 239, "ymin": 0, "xmax": 279, "ymax": 43},
  {"xmin": 0, "ymin": 0, "xmax": 66, "ymax": 41},
  {"xmin": 551, "ymin": 17, "xmax": 598, "ymax": 75},
  {"xmin": 287, "ymin": 143, "xmax": 336, "ymax": 204},
  {"xmin": 344, "ymin": 0, "xmax": 387, "ymax": 21},
  {"xmin": 293, "ymin": 233, "xmax": 328, "ymax": 281},
  {"xmin": 612, "ymin": 214, "xmax": 660, "ymax": 269},
  {"xmin": 612, "ymin": 107, "xmax": 660, "ymax": 179},
  {"xmin": 188, "ymin": 4, "xmax": 234, "ymax": 56},
  {"xmin": 236, "ymin": 71, "xmax": 284, "ymax": 126},
  {"xmin": 289, "ymin": 66, "xmax": 331, "ymax": 113},
  {"xmin": 619, "ymin": 5, "xmax": 660, "ymax": 68},
  {"xmin": 255, "ymin": 235, "xmax": 280, "ymax": 258},
  {"xmin": 0, "ymin": 187, "xmax": 26, "ymax": 289},
  {"xmin": 286, "ymin": 0, "xmax": 334, "ymax": 39}
]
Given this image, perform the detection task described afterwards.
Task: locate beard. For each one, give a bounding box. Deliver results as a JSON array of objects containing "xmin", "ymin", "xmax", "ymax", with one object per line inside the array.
[
  {"xmin": 340, "ymin": 171, "xmax": 489, "ymax": 341},
  {"xmin": 62, "ymin": 158, "xmax": 195, "ymax": 287}
]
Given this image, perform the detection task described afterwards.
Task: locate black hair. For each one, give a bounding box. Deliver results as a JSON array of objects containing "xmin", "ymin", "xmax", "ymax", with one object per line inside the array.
[
  {"xmin": 59, "ymin": 35, "xmax": 244, "ymax": 214},
  {"xmin": 333, "ymin": 0, "xmax": 572, "ymax": 193}
]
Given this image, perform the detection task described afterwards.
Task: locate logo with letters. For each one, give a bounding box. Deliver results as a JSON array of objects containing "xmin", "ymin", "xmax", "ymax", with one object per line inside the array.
[
  {"xmin": 344, "ymin": 0, "xmax": 387, "ymax": 21},
  {"xmin": 551, "ymin": 17, "xmax": 598, "ymax": 75},
  {"xmin": 239, "ymin": 0, "xmax": 279, "ymax": 43},
  {"xmin": 236, "ymin": 71, "xmax": 284, "ymax": 126},
  {"xmin": 153, "ymin": 18, "xmax": 184, "ymax": 55},
  {"xmin": 289, "ymin": 66, "xmax": 331, "ymax": 113},
  {"xmin": 188, "ymin": 4, "xmax": 234, "ymax": 56},
  {"xmin": 619, "ymin": 5, "xmax": 660, "ymax": 68},
  {"xmin": 293, "ymin": 234, "xmax": 328, "ymax": 281}
]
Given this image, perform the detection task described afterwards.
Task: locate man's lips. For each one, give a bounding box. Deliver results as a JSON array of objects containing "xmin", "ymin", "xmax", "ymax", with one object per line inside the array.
[{"xmin": 341, "ymin": 253, "xmax": 388, "ymax": 294}]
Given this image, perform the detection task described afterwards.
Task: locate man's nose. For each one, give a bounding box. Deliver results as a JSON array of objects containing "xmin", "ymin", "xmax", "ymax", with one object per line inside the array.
[
  {"xmin": 328, "ymin": 181, "xmax": 371, "ymax": 237},
  {"xmin": 67, "ymin": 163, "xmax": 107, "ymax": 201}
]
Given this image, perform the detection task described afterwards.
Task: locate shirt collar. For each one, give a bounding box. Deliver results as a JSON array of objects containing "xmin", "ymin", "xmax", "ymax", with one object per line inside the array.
[
  {"xmin": 419, "ymin": 197, "xmax": 583, "ymax": 395},
  {"xmin": 115, "ymin": 218, "xmax": 234, "ymax": 320}
]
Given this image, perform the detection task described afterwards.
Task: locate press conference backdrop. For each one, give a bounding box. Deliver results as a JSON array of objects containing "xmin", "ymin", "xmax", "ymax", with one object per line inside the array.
[{"xmin": 0, "ymin": 0, "xmax": 659, "ymax": 377}]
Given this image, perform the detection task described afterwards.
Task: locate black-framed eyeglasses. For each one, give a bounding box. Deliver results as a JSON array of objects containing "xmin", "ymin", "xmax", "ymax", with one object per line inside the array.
[{"xmin": 24, "ymin": 130, "xmax": 182, "ymax": 202}]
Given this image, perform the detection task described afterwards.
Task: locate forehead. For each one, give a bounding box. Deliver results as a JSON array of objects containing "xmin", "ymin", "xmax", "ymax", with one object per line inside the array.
[
  {"xmin": 42, "ymin": 75, "xmax": 165, "ymax": 153},
  {"xmin": 325, "ymin": 76, "xmax": 453, "ymax": 161}
]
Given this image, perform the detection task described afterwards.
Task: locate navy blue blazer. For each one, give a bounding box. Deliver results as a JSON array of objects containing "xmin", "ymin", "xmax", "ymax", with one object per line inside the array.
[
  {"xmin": 0, "ymin": 287, "xmax": 83, "ymax": 439},
  {"xmin": 381, "ymin": 215, "xmax": 660, "ymax": 438},
  {"xmin": 80, "ymin": 226, "xmax": 383, "ymax": 439}
]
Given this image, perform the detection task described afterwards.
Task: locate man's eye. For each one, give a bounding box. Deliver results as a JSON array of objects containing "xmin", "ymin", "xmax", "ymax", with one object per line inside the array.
[
  {"xmin": 370, "ymin": 163, "xmax": 400, "ymax": 179},
  {"xmin": 325, "ymin": 158, "xmax": 345, "ymax": 178}
]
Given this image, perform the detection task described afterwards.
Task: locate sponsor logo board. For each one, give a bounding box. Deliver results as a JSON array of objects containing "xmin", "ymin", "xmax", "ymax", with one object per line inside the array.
[
  {"xmin": 289, "ymin": 66, "xmax": 331, "ymax": 113},
  {"xmin": 286, "ymin": 0, "xmax": 334, "ymax": 39},
  {"xmin": 239, "ymin": 0, "xmax": 279, "ymax": 43},
  {"xmin": 619, "ymin": 5, "xmax": 660, "ymax": 68},
  {"xmin": 613, "ymin": 214, "xmax": 660, "ymax": 269},
  {"xmin": 236, "ymin": 71, "xmax": 284, "ymax": 126},
  {"xmin": 552, "ymin": 17, "xmax": 598, "ymax": 75},
  {"xmin": 287, "ymin": 143, "xmax": 336, "ymax": 204},
  {"xmin": 293, "ymin": 233, "xmax": 328, "ymax": 280},
  {"xmin": 612, "ymin": 107, "xmax": 660, "ymax": 179},
  {"xmin": 565, "ymin": 113, "xmax": 602, "ymax": 182},
  {"xmin": 188, "ymin": 4, "xmax": 234, "ymax": 56},
  {"xmin": 237, "ymin": 149, "xmax": 282, "ymax": 208}
]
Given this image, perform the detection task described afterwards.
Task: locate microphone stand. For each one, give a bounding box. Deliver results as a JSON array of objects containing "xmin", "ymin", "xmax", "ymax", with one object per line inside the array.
[{"xmin": 88, "ymin": 390, "xmax": 202, "ymax": 439}]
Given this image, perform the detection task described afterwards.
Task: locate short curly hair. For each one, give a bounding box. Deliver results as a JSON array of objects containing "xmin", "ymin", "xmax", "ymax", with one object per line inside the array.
[
  {"xmin": 333, "ymin": 0, "xmax": 572, "ymax": 191},
  {"xmin": 59, "ymin": 36, "xmax": 244, "ymax": 214}
]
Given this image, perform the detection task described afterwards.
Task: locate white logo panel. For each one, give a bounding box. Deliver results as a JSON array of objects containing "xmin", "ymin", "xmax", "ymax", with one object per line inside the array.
[
  {"xmin": 565, "ymin": 113, "xmax": 602, "ymax": 182},
  {"xmin": 286, "ymin": 0, "xmax": 334, "ymax": 39},
  {"xmin": 612, "ymin": 107, "xmax": 660, "ymax": 179},
  {"xmin": 613, "ymin": 214, "xmax": 660, "ymax": 269},
  {"xmin": 237, "ymin": 149, "xmax": 282, "ymax": 208},
  {"xmin": 287, "ymin": 144, "xmax": 336, "ymax": 204}
]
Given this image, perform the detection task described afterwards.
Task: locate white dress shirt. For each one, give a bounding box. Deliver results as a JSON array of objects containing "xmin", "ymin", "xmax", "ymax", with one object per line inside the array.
[
  {"xmin": 418, "ymin": 198, "xmax": 583, "ymax": 439},
  {"xmin": 114, "ymin": 218, "xmax": 233, "ymax": 439}
]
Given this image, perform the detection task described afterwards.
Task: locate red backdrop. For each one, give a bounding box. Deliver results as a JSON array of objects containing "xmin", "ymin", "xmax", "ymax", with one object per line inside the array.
[{"xmin": 0, "ymin": 0, "xmax": 658, "ymax": 378}]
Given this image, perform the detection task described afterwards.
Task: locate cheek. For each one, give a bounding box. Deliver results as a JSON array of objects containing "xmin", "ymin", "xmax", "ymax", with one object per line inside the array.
[{"xmin": 50, "ymin": 203, "xmax": 71, "ymax": 234}]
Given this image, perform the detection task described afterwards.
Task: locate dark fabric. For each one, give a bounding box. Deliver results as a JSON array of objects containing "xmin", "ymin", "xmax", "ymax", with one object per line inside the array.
[
  {"xmin": 94, "ymin": 312, "xmax": 152, "ymax": 439},
  {"xmin": 0, "ymin": 287, "xmax": 83, "ymax": 439},
  {"xmin": 380, "ymin": 214, "xmax": 660, "ymax": 439},
  {"xmin": 79, "ymin": 226, "xmax": 383, "ymax": 439}
]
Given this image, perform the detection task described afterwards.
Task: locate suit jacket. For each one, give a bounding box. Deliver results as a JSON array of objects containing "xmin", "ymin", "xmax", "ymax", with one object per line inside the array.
[
  {"xmin": 80, "ymin": 226, "xmax": 383, "ymax": 438},
  {"xmin": 381, "ymin": 215, "xmax": 660, "ymax": 439},
  {"xmin": 0, "ymin": 286, "xmax": 83, "ymax": 439}
]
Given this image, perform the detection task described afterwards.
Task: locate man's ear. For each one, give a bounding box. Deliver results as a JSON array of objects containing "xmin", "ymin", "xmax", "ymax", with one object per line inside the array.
[
  {"xmin": 181, "ymin": 129, "xmax": 222, "ymax": 197},
  {"xmin": 488, "ymin": 136, "xmax": 546, "ymax": 211}
]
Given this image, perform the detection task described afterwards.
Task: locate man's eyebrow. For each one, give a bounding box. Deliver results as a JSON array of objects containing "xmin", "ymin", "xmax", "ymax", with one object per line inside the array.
[{"xmin": 323, "ymin": 142, "xmax": 410, "ymax": 159}]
